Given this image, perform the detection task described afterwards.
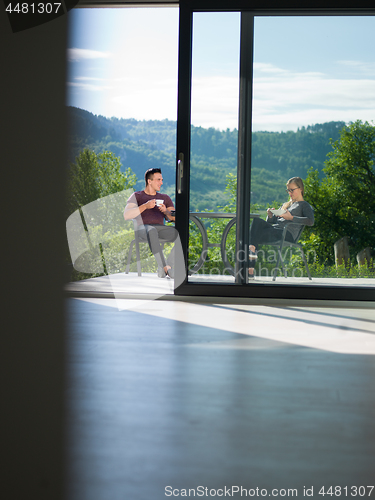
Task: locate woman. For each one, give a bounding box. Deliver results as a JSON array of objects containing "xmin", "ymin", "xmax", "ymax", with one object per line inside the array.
[{"xmin": 248, "ymin": 177, "xmax": 314, "ymax": 278}]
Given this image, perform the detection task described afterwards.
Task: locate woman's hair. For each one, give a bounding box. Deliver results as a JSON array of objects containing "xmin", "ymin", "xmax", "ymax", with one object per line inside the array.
[{"xmin": 281, "ymin": 177, "xmax": 304, "ymax": 210}]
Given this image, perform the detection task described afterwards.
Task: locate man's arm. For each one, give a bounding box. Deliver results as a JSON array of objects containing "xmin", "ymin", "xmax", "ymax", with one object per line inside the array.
[
  {"xmin": 124, "ymin": 199, "xmax": 156, "ymax": 220},
  {"xmin": 158, "ymin": 204, "xmax": 175, "ymax": 222},
  {"xmin": 165, "ymin": 206, "xmax": 175, "ymax": 222}
]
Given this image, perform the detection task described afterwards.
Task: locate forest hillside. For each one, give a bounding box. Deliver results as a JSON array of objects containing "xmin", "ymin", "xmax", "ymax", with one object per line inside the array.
[{"xmin": 67, "ymin": 106, "xmax": 345, "ymax": 210}]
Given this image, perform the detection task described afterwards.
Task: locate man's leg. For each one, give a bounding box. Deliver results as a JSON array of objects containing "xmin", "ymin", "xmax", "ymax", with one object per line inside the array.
[
  {"xmin": 153, "ymin": 226, "xmax": 179, "ymax": 276},
  {"xmin": 152, "ymin": 225, "xmax": 185, "ymax": 285},
  {"xmin": 137, "ymin": 224, "xmax": 185, "ymax": 283},
  {"xmin": 137, "ymin": 225, "xmax": 167, "ymax": 272}
]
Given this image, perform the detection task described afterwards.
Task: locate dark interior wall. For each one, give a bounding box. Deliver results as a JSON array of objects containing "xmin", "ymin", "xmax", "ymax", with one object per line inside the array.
[{"xmin": 1, "ymin": 9, "xmax": 68, "ymax": 500}]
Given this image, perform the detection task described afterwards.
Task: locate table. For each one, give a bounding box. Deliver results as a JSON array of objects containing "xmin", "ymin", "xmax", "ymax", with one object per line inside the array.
[{"xmin": 189, "ymin": 212, "xmax": 260, "ymax": 274}]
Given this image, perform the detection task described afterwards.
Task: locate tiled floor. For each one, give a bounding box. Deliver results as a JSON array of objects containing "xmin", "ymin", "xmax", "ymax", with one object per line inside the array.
[{"xmin": 65, "ymin": 296, "xmax": 375, "ymax": 500}]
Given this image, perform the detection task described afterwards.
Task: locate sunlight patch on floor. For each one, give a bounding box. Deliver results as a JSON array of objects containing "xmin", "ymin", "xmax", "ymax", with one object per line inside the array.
[{"xmin": 74, "ymin": 298, "xmax": 375, "ymax": 356}]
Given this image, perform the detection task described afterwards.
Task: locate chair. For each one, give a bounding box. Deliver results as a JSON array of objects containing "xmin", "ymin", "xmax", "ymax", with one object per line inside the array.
[
  {"xmin": 125, "ymin": 219, "xmax": 169, "ymax": 276},
  {"xmin": 262, "ymin": 222, "xmax": 312, "ymax": 281}
]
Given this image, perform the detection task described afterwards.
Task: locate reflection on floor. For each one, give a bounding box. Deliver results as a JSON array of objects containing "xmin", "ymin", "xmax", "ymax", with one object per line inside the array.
[
  {"xmin": 66, "ymin": 272, "xmax": 176, "ymax": 298},
  {"xmin": 66, "ymin": 297, "xmax": 375, "ymax": 500}
]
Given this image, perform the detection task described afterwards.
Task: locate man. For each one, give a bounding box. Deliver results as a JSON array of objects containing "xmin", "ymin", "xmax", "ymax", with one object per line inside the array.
[{"xmin": 124, "ymin": 168, "xmax": 179, "ymax": 278}]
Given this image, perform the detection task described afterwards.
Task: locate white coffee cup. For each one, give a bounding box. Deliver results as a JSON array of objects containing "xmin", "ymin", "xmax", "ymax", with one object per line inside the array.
[{"xmin": 155, "ymin": 199, "xmax": 164, "ymax": 207}]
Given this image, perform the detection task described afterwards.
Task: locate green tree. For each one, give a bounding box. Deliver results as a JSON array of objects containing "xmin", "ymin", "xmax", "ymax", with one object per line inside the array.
[
  {"xmin": 304, "ymin": 120, "xmax": 375, "ymax": 263},
  {"xmin": 67, "ymin": 148, "xmax": 137, "ymax": 215},
  {"xmin": 66, "ymin": 149, "xmax": 138, "ymax": 281}
]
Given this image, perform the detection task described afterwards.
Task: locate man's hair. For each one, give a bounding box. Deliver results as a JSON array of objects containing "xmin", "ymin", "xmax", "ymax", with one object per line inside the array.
[{"xmin": 145, "ymin": 168, "xmax": 162, "ymax": 187}]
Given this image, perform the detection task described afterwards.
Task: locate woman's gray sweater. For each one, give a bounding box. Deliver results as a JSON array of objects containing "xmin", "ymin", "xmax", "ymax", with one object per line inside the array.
[{"xmin": 266, "ymin": 201, "xmax": 314, "ymax": 241}]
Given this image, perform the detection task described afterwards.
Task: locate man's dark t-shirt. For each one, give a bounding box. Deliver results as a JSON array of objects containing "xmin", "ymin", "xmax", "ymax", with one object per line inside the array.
[{"xmin": 127, "ymin": 191, "xmax": 174, "ymax": 226}]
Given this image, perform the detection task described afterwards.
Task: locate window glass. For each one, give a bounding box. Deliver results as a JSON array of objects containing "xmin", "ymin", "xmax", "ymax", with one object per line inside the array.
[
  {"xmin": 188, "ymin": 12, "xmax": 241, "ymax": 282},
  {"xmin": 250, "ymin": 16, "xmax": 375, "ymax": 286}
]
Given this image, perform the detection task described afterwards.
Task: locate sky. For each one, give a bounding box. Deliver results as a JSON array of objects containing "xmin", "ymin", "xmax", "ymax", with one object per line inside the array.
[{"xmin": 67, "ymin": 8, "xmax": 375, "ymax": 132}]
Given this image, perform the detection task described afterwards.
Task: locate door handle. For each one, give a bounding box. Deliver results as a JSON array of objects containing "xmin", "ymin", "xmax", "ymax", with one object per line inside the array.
[{"xmin": 177, "ymin": 153, "xmax": 184, "ymax": 194}]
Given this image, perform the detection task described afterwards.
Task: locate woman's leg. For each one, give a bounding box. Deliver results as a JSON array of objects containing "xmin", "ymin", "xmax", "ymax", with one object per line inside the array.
[
  {"xmin": 248, "ymin": 218, "xmax": 269, "ymax": 275},
  {"xmin": 248, "ymin": 218, "xmax": 284, "ymax": 276},
  {"xmin": 250, "ymin": 217, "xmax": 275, "ymax": 248}
]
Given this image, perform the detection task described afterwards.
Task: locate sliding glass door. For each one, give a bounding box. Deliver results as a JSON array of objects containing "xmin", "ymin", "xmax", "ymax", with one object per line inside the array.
[{"xmin": 175, "ymin": 2, "xmax": 375, "ymax": 301}]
